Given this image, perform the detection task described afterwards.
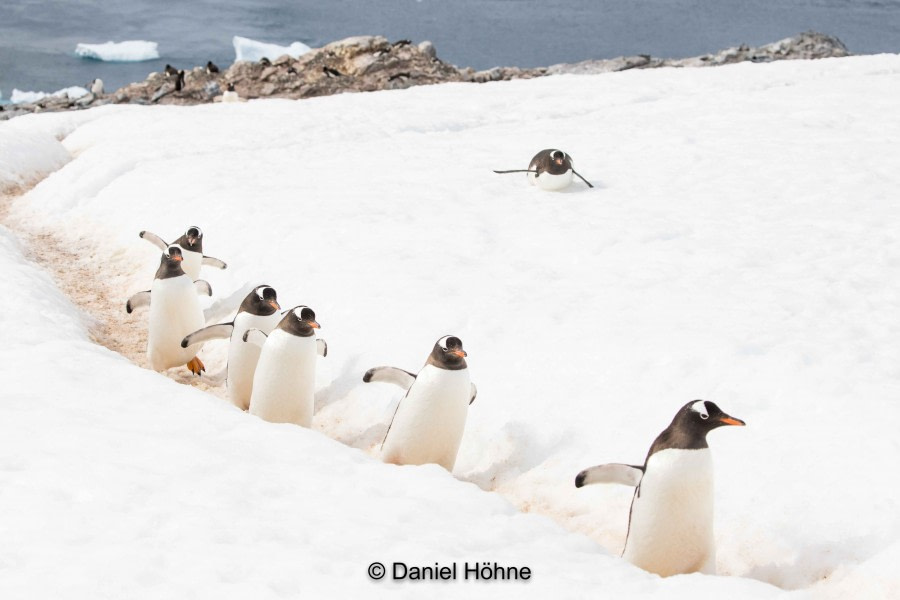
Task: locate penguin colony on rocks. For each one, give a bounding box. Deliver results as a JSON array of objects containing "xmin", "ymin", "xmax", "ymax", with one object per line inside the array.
[{"xmin": 126, "ymin": 142, "xmax": 743, "ymax": 578}]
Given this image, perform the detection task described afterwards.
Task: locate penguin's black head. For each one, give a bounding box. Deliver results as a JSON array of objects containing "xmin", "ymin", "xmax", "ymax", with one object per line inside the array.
[
  {"xmin": 185, "ymin": 226, "xmax": 202, "ymax": 247},
  {"xmin": 532, "ymin": 149, "xmax": 572, "ymax": 175},
  {"xmin": 674, "ymin": 400, "xmax": 745, "ymax": 437},
  {"xmin": 165, "ymin": 245, "xmax": 183, "ymax": 263},
  {"xmin": 240, "ymin": 285, "xmax": 280, "ymax": 316},
  {"xmin": 427, "ymin": 335, "xmax": 468, "ymax": 370},
  {"xmin": 227, "ymin": 82, "xmax": 235, "ymax": 92},
  {"xmin": 278, "ymin": 305, "xmax": 320, "ymax": 337},
  {"xmin": 156, "ymin": 246, "xmax": 185, "ymax": 279}
]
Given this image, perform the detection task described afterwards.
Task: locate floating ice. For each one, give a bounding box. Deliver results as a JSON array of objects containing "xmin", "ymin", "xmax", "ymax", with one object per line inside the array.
[
  {"xmin": 75, "ymin": 40, "xmax": 160, "ymax": 62},
  {"xmin": 232, "ymin": 35, "xmax": 311, "ymax": 63},
  {"xmin": 10, "ymin": 86, "xmax": 89, "ymax": 104}
]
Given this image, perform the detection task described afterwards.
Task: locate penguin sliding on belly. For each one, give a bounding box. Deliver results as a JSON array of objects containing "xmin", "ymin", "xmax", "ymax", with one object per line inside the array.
[
  {"xmin": 242, "ymin": 305, "xmax": 327, "ymax": 427},
  {"xmin": 139, "ymin": 226, "xmax": 227, "ymax": 282},
  {"xmin": 181, "ymin": 285, "xmax": 281, "ymax": 410},
  {"xmin": 363, "ymin": 335, "xmax": 477, "ymax": 471},
  {"xmin": 494, "ymin": 149, "xmax": 593, "ymax": 190},
  {"xmin": 126, "ymin": 246, "xmax": 212, "ymax": 375},
  {"xmin": 575, "ymin": 400, "xmax": 745, "ymax": 577}
]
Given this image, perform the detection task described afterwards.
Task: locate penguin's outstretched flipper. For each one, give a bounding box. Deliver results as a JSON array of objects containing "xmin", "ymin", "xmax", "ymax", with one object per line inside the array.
[
  {"xmin": 575, "ymin": 463, "xmax": 644, "ymax": 488},
  {"xmin": 186, "ymin": 356, "xmax": 206, "ymax": 376},
  {"xmin": 572, "ymin": 170, "xmax": 594, "ymax": 188},
  {"xmin": 242, "ymin": 328, "xmax": 268, "ymax": 348},
  {"xmin": 317, "ymin": 339, "xmax": 328, "ymax": 357},
  {"xmin": 181, "ymin": 323, "xmax": 234, "ymax": 348},
  {"xmin": 194, "ymin": 280, "xmax": 213, "ymax": 296},
  {"xmin": 493, "ymin": 169, "xmax": 538, "ymax": 175},
  {"xmin": 362, "ymin": 366, "xmax": 416, "ymax": 389},
  {"xmin": 202, "ymin": 255, "xmax": 227, "ymax": 270},
  {"xmin": 126, "ymin": 290, "xmax": 151, "ymax": 314},
  {"xmin": 140, "ymin": 230, "xmax": 168, "ymax": 251}
]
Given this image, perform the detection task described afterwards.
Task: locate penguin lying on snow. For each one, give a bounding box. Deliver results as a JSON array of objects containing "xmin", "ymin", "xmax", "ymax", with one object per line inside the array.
[
  {"xmin": 126, "ymin": 246, "xmax": 212, "ymax": 375},
  {"xmin": 242, "ymin": 305, "xmax": 327, "ymax": 427},
  {"xmin": 140, "ymin": 226, "xmax": 227, "ymax": 282},
  {"xmin": 494, "ymin": 149, "xmax": 594, "ymax": 190},
  {"xmin": 575, "ymin": 400, "xmax": 745, "ymax": 577},
  {"xmin": 181, "ymin": 285, "xmax": 282, "ymax": 410},
  {"xmin": 363, "ymin": 335, "xmax": 477, "ymax": 471}
]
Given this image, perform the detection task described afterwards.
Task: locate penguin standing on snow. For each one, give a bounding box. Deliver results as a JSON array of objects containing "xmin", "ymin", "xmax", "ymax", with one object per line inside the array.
[
  {"xmin": 181, "ymin": 285, "xmax": 282, "ymax": 410},
  {"xmin": 494, "ymin": 149, "xmax": 593, "ymax": 190},
  {"xmin": 222, "ymin": 82, "xmax": 240, "ymax": 103},
  {"xmin": 243, "ymin": 305, "xmax": 327, "ymax": 427},
  {"xmin": 126, "ymin": 246, "xmax": 212, "ymax": 375},
  {"xmin": 140, "ymin": 226, "xmax": 227, "ymax": 282},
  {"xmin": 575, "ymin": 400, "xmax": 746, "ymax": 577},
  {"xmin": 363, "ymin": 335, "xmax": 477, "ymax": 471}
]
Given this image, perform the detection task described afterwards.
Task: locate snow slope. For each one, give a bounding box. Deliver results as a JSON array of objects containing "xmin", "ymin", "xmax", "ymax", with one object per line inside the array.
[{"xmin": 2, "ymin": 54, "xmax": 900, "ymax": 598}]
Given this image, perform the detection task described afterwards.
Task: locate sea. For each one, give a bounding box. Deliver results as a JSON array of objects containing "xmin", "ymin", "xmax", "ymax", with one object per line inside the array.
[{"xmin": 1, "ymin": 0, "xmax": 899, "ymax": 102}]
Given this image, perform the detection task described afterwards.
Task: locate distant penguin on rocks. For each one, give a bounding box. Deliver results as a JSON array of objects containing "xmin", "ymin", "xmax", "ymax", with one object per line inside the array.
[
  {"xmin": 140, "ymin": 226, "xmax": 227, "ymax": 282},
  {"xmin": 363, "ymin": 335, "xmax": 477, "ymax": 471},
  {"xmin": 494, "ymin": 149, "xmax": 593, "ymax": 190},
  {"xmin": 322, "ymin": 66, "xmax": 343, "ymax": 78},
  {"xmin": 175, "ymin": 70, "xmax": 185, "ymax": 91},
  {"xmin": 181, "ymin": 285, "xmax": 282, "ymax": 410},
  {"xmin": 206, "ymin": 60, "xmax": 220, "ymax": 75},
  {"xmin": 222, "ymin": 82, "xmax": 240, "ymax": 103},
  {"xmin": 243, "ymin": 305, "xmax": 328, "ymax": 427},
  {"xmin": 575, "ymin": 400, "xmax": 746, "ymax": 577},
  {"xmin": 90, "ymin": 78, "xmax": 104, "ymax": 95},
  {"xmin": 164, "ymin": 64, "xmax": 178, "ymax": 77},
  {"xmin": 126, "ymin": 246, "xmax": 212, "ymax": 375},
  {"xmin": 259, "ymin": 57, "xmax": 271, "ymax": 66}
]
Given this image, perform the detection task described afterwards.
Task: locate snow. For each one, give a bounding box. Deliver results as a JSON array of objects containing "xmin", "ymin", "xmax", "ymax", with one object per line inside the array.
[
  {"xmin": 2, "ymin": 53, "xmax": 900, "ymax": 598},
  {"xmin": 9, "ymin": 86, "xmax": 89, "ymax": 104},
  {"xmin": 232, "ymin": 35, "xmax": 311, "ymax": 63},
  {"xmin": 74, "ymin": 40, "xmax": 160, "ymax": 62}
]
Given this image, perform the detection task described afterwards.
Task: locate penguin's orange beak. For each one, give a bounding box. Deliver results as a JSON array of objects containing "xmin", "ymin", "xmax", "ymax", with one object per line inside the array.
[
  {"xmin": 451, "ymin": 349, "xmax": 467, "ymax": 358},
  {"xmin": 269, "ymin": 300, "xmax": 280, "ymax": 310},
  {"xmin": 719, "ymin": 416, "xmax": 745, "ymax": 426},
  {"xmin": 307, "ymin": 320, "xmax": 320, "ymax": 329},
  {"xmin": 173, "ymin": 255, "xmax": 183, "ymax": 262}
]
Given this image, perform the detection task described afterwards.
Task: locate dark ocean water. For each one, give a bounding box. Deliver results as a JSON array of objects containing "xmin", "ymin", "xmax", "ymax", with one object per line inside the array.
[{"xmin": 1, "ymin": 0, "xmax": 899, "ymax": 101}]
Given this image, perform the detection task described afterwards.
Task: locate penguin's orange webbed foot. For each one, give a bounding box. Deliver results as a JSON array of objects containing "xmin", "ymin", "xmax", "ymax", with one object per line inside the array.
[{"xmin": 186, "ymin": 356, "xmax": 205, "ymax": 376}]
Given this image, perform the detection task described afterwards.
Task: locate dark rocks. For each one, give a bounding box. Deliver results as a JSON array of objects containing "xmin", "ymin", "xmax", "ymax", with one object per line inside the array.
[{"xmin": 0, "ymin": 32, "xmax": 852, "ymax": 121}]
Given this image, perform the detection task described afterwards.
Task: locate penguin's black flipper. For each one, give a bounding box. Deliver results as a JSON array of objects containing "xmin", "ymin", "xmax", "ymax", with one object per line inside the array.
[
  {"xmin": 493, "ymin": 169, "xmax": 539, "ymax": 174},
  {"xmin": 317, "ymin": 339, "xmax": 328, "ymax": 357},
  {"xmin": 126, "ymin": 290, "xmax": 151, "ymax": 314},
  {"xmin": 363, "ymin": 366, "xmax": 416, "ymax": 389},
  {"xmin": 575, "ymin": 463, "xmax": 644, "ymax": 488},
  {"xmin": 140, "ymin": 230, "xmax": 168, "ymax": 251},
  {"xmin": 242, "ymin": 328, "xmax": 268, "ymax": 347},
  {"xmin": 470, "ymin": 383, "xmax": 477, "ymax": 405},
  {"xmin": 202, "ymin": 255, "xmax": 227, "ymax": 270},
  {"xmin": 572, "ymin": 170, "xmax": 594, "ymax": 188},
  {"xmin": 194, "ymin": 280, "xmax": 213, "ymax": 297},
  {"xmin": 182, "ymin": 323, "xmax": 234, "ymax": 348}
]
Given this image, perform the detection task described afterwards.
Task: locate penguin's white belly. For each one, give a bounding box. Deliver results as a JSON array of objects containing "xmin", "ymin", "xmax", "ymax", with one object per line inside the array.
[
  {"xmin": 222, "ymin": 91, "xmax": 239, "ymax": 103},
  {"xmin": 249, "ymin": 330, "xmax": 317, "ymax": 427},
  {"xmin": 623, "ymin": 448, "xmax": 717, "ymax": 577},
  {"xmin": 226, "ymin": 311, "xmax": 282, "ymax": 410},
  {"xmin": 381, "ymin": 365, "xmax": 470, "ymax": 471},
  {"xmin": 147, "ymin": 276, "xmax": 205, "ymax": 371},
  {"xmin": 528, "ymin": 170, "xmax": 573, "ymax": 191},
  {"xmin": 179, "ymin": 247, "xmax": 203, "ymax": 281}
]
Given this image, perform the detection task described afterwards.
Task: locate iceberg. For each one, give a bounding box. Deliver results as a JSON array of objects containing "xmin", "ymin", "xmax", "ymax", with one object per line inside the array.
[
  {"xmin": 10, "ymin": 86, "xmax": 89, "ymax": 104},
  {"xmin": 75, "ymin": 40, "xmax": 160, "ymax": 62},
  {"xmin": 232, "ymin": 35, "xmax": 311, "ymax": 63}
]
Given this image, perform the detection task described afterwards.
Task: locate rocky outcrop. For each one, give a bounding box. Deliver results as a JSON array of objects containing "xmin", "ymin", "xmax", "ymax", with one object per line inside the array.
[{"xmin": 0, "ymin": 32, "xmax": 851, "ymax": 120}]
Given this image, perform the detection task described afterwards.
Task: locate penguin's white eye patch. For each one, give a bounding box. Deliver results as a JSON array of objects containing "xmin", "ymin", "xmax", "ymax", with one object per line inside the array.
[{"xmin": 690, "ymin": 400, "xmax": 709, "ymax": 419}]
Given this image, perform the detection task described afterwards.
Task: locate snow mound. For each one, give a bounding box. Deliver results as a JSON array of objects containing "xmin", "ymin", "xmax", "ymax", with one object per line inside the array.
[
  {"xmin": 0, "ymin": 129, "xmax": 70, "ymax": 191},
  {"xmin": 233, "ymin": 35, "xmax": 311, "ymax": 63},
  {"xmin": 9, "ymin": 86, "xmax": 89, "ymax": 104},
  {"xmin": 75, "ymin": 40, "xmax": 160, "ymax": 62}
]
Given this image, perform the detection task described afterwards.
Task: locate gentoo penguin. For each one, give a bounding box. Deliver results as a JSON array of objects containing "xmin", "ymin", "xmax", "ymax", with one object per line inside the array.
[
  {"xmin": 243, "ymin": 305, "xmax": 327, "ymax": 427},
  {"xmin": 174, "ymin": 70, "xmax": 186, "ymax": 91},
  {"xmin": 206, "ymin": 60, "xmax": 220, "ymax": 75},
  {"xmin": 322, "ymin": 66, "xmax": 343, "ymax": 78},
  {"xmin": 494, "ymin": 149, "xmax": 594, "ymax": 190},
  {"xmin": 164, "ymin": 64, "xmax": 178, "ymax": 77},
  {"xmin": 259, "ymin": 57, "xmax": 271, "ymax": 66},
  {"xmin": 363, "ymin": 335, "xmax": 477, "ymax": 471},
  {"xmin": 139, "ymin": 226, "xmax": 227, "ymax": 282},
  {"xmin": 222, "ymin": 83, "xmax": 239, "ymax": 103},
  {"xmin": 181, "ymin": 285, "xmax": 281, "ymax": 410},
  {"xmin": 575, "ymin": 400, "xmax": 745, "ymax": 577},
  {"xmin": 126, "ymin": 246, "xmax": 212, "ymax": 375},
  {"xmin": 90, "ymin": 78, "xmax": 104, "ymax": 95}
]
